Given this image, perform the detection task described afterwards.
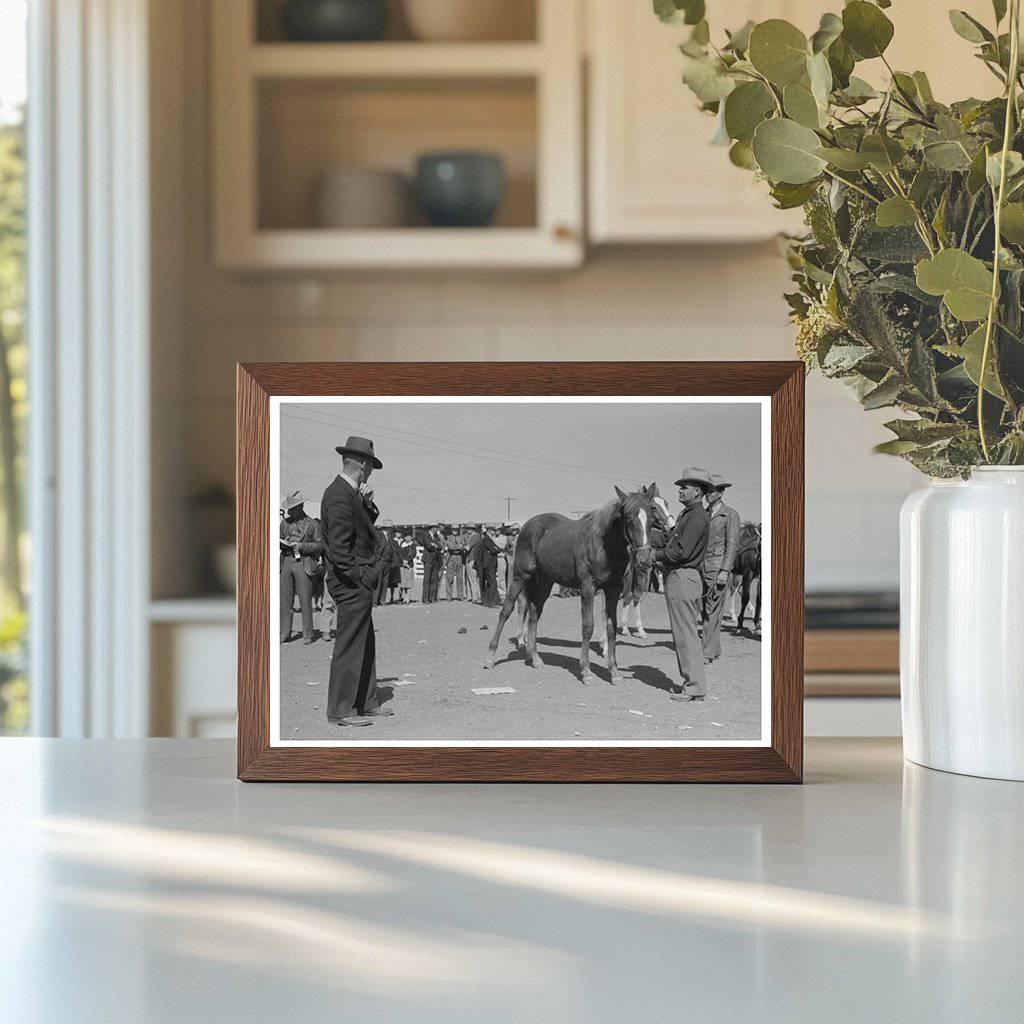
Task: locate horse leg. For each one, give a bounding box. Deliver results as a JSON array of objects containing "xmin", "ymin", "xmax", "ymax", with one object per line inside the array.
[
  {"xmin": 579, "ymin": 584, "xmax": 597, "ymax": 685},
  {"xmin": 738, "ymin": 572, "xmax": 751, "ymax": 633},
  {"xmin": 634, "ymin": 595, "xmax": 647, "ymax": 638},
  {"xmin": 603, "ymin": 585, "xmax": 624, "ymax": 685},
  {"xmin": 485, "ymin": 573, "xmax": 527, "ymax": 668},
  {"xmin": 753, "ymin": 575, "xmax": 762, "ymax": 631},
  {"xmin": 524, "ymin": 579, "xmax": 552, "ymax": 669},
  {"xmin": 514, "ymin": 591, "xmax": 527, "ymax": 648}
]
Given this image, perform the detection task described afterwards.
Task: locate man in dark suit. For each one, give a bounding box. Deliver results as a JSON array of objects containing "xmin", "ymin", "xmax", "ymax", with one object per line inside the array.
[
  {"xmin": 479, "ymin": 526, "xmax": 502, "ymax": 608},
  {"xmin": 321, "ymin": 436, "xmax": 393, "ymax": 727}
]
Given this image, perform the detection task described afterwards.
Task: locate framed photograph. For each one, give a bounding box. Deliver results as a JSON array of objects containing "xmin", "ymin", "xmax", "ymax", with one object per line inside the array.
[{"xmin": 237, "ymin": 362, "xmax": 804, "ymax": 782}]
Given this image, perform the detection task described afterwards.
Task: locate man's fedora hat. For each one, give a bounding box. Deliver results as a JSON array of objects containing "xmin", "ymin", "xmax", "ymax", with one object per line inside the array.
[
  {"xmin": 281, "ymin": 489, "xmax": 304, "ymax": 512},
  {"xmin": 673, "ymin": 466, "xmax": 713, "ymax": 490},
  {"xmin": 709, "ymin": 473, "xmax": 732, "ymax": 491},
  {"xmin": 335, "ymin": 435, "xmax": 383, "ymax": 469}
]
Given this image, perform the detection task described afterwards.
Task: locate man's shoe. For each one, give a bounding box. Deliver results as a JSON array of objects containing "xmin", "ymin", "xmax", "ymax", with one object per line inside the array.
[
  {"xmin": 336, "ymin": 715, "xmax": 374, "ymax": 727},
  {"xmin": 302, "ymin": 637, "xmax": 315, "ymax": 646},
  {"xmin": 363, "ymin": 707, "xmax": 394, "ymax": 718},
  {"xmin": 670, "ymin": 693, "xmax": 704, "ymax": 702}
]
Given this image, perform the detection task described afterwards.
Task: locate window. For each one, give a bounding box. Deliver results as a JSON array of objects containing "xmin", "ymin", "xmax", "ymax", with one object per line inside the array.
[{"xmin": 0, "ymin": 0, "xmax": 28, "ymax": 734}]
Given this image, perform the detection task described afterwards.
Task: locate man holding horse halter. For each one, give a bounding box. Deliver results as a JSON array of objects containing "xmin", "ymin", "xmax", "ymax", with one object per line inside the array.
[
  {"xmin": 702, "ymin": 473, "xmax": 742, "ymax": 663},
  {"xmin": 653, "ymin": 467, "xmax": 712, "ymax": 702}
]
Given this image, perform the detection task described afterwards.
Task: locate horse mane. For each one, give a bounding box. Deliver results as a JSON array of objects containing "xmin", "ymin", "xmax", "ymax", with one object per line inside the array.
[{"xmin": 587, "ymin": 495, "xmax": 630, "ymax": 538}]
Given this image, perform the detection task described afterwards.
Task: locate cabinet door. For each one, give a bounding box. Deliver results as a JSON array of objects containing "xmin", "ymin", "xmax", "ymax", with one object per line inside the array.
[
  {"xmin": 588, "ymin": 1, "xmax": 1002, "ymax": 245},
  {"xmin": 588, "ymin": 1, "xmax": 814, "ymax": 243}
]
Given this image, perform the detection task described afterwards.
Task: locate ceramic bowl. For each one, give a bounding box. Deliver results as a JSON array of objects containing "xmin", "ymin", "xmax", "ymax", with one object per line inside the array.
[
  {"xmin": 415, "ymin": 152, "xmax": 505, "ymax": 228},
  {"xmin": 403, "ymin": 0, "xmax": 534, "ymax": 42},
  {"xmin": 281, "ymin": 0, "xmax": 388, "ymax": 42}
]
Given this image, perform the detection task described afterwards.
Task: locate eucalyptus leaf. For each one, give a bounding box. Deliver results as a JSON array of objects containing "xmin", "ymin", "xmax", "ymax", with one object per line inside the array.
[
  {"xmin": 862, "ymin": 374, "xmax": 903, "ymax": 409},
  {"xmin": 874, "ymin": 439, "xmax": 921, "ymax": 455},
  {"xmin": 994, "ymin": 0, "xmax": 1008, "ymax": 24},
  {"xmin": 827, "ymin": 35, "xmax": 855, "ymax": 89},
  {"xmin": 724, "ymin": 20, "xmax": 755, "ymax": 53},
  {"xmin": 875, "ymin": 196, "xmax": 918, "ymax": 228},
  {"xmin": 836, "ymin": 76, "xmax": 878, "ymax": 105},
  {"xmin": 923, "ymin": 141, "xmax": 973, "ymax": 171},
  {"xmin": 986, "ymin": 150, "xmax": 1024, "ymax": 190},
  {"xmin": 810, "ymin": 12, "xmax": 843, "ymax": 54},
  {"xmin": 748, "ymin": 19, "xmax": 810, "ymax": 87},
  {"xmin": 915, "ymin": 249, "xmax": 994, "ymax": 321},
  {"xmin": 958, "ymin": 324, "xmax": 1007, "ymax": 398},
  {"xmin": 999, "ymin": 202, "xmax": 1024, "ymax": 242},
  {"xmin": 770, "ymin": 179, "xmax": 821, "ymax": 209},
  {"xmin": 815, "ymin": 146, "xmax": 872, "ymax": 170},
  {"xmin": 860, "ymin": 133, "xmax": 905, "ymax": 173},
  {"xmin": 912, "ymin": 71, "xmax": 935, "ymax": 105},
  {"xmin": 728, "ymin": 140, "xmax": 758, "ymax": 170},
  {"xmin": 948, "ymin": 10, "xmax": 993, "ymax": 44},
  {"xmin": 807, "ymin": 51, "xmax": 833, "ymax": 111},
  {"xmin": 842, "ymin": 1, "xmax": 895, "ymax": 60},
  {"xmin": 681, "ymin": 55, "xmax": 737, "ymax": 103},
  {"xmin": 723, "ymin": 81, "xmax": 775, "ymax": 144},
  {"xmin": 783, "ymin": 83, "xmax": 822, "ymax": 129},
  {"xmin": 752, "ymin": 117, "xmax": 827, "ymax": 184}
]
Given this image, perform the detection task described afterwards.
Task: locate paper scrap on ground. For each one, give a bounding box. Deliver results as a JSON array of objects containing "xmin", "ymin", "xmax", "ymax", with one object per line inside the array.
[
  {"xmin": 678, "ymin": 725, "xmax": 694, "ymax": 730},
  {"xmin": 471, "ymin": 686, "xmax": 516, "ymax": 696},
  {"xmin": 392, "ymin": 679, "xmax": 417, "ymax": 686},
  {"xmin": 711, "ymin": 722, "xmax": 725, "ymax": 727},
  {"xmin": 304, "ymin": 680, "xmax": 320, "ymax": 686},
  {"xmin": 628, "ymin": 709, "xmax": 644, "ymax": 716}
]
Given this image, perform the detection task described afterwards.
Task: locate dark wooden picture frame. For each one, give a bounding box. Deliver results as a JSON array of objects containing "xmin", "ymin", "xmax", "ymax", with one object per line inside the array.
[{"xmin": 237, "ymin": 362, "xmax": 804, "ymax": 782}]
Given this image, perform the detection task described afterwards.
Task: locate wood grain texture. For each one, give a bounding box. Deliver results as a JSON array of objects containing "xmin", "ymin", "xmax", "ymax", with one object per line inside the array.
[{"xmin": 236, "ymin": 361, "xmax": 805, "ymax": 783}]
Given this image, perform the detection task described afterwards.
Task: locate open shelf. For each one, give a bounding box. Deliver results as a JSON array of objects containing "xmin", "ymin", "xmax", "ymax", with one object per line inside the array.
[
  {"xmin": 249, "ymin": 42, "xmax": 544, "ymax": 77},
  {"xmin": 213, "ymin": 0, "xmax": 581, "ymax": 268}
]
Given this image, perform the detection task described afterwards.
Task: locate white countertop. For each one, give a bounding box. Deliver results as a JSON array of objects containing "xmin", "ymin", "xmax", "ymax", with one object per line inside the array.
[{"xmin": 1, "ymin": 738, "xmax": 1021, "ymax": 1023}]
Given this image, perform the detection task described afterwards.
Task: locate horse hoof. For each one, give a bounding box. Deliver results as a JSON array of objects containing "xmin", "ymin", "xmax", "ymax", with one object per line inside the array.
[
  {"xmin": 635, "ymin": 630, "xmax": 648, "ymax": 639},
  {"xmin": 581, "ymin": 674, "xmax": 592, "ymax": 686},
  {"xmin": 609, "ymin": 675, "xmax": 621, "ymax": 687}
]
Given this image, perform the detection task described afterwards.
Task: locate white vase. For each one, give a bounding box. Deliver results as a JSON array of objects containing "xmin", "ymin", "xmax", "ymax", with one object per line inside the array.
[{"xmin": 900, "ymin": 467, "xmax": 1024, "ymax": 780}]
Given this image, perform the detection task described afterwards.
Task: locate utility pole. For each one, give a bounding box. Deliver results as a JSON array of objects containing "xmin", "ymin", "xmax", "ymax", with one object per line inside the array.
[{"xmin": 504, "ymin": 496, "xmax": 516, "ymax": 520}]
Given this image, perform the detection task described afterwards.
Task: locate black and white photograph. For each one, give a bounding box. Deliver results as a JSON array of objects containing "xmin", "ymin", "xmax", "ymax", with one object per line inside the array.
[{"xmin": 270, "ymin": 397, "xmax": 770, "ymax": 746}]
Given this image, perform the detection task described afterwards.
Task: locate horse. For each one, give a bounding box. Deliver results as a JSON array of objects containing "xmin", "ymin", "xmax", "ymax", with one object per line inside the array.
[
  {"xmin": 733, "ymin": 523, "xmax": 762, "ymax": 632},
  {"xmin": 601, "ymin": 487, "xmax": 674, "ymax": 647},
  {"xmin": 486, "ymin": 484, "xmax": 657, "ymax": 686}
]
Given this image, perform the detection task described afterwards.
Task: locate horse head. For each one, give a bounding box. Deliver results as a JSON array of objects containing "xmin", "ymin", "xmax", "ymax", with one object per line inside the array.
[{"xmin": 614, "ymin": 483, "xmax": 657, "ymax": 572}]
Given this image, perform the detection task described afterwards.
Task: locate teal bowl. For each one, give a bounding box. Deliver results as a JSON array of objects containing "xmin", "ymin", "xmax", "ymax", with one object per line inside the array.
[
  {"xmin": 281, "ymin": 0, "xmax": 388, "ymax": 42},
  {"xmin": 415, "ymin": 152, "xmax": 505, "ymax": 228}
]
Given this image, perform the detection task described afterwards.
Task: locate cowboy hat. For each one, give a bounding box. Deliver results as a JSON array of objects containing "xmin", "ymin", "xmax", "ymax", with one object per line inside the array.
[
  {"xmin": 280, "ymin": 489, "xmax": 304, "ymax": 512},
  {"xmin": 334, "ymin": 435, "xmax": 383, "ymax": 469},
  {"xmin": 673, "ymin": 466, "xmax": 712, "ymax": 490},
  {"xmin": 709, "ymin": 473, "xmax": 732, "ymax": 491}
]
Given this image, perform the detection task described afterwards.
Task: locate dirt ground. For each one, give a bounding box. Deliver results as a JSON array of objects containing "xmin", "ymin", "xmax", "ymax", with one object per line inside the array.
[{"xmin": 279, "ymin": 591, "xmax": 763, "ymax": 743}]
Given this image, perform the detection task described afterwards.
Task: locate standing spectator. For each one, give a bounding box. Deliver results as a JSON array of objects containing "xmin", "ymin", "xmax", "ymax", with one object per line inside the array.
[
  {"xmin": 279, "ymin": 490, "xmax": 323, "ymax": 645},
  {"xmin": 444, "ymin": 528, "xmax": 466, "ymax": 600},
  {"xmin": 418, "ymin": 525, "xmax": 441, "ymax": 603},
  {"xmin": 654, "ymin": 467, "xmax": 712, "ymax": 702},
  {"xmin": 321, "ymin": 435, "xmax": 392, "ymax": 727},
  {"xmin": 480, "ymin": 526, "xmax": 501, "ymax": 608},
  {"xmin": 374, "ymin": 527, "xmax": 394, "ymax": 607},
  {"xmin": 398, "ymin": 533, "xmax": 416, "ymax": 603},
  {"xmin": 465, "ymin": 525, "xmax": 482, "ymax": 602},
  {"xmin": 386, "ymin": 529, "xmax": 403, "ymax": 603},
  {"xmin": 702, "ymin": 474, "xmax": 742, "ymax": 662}
]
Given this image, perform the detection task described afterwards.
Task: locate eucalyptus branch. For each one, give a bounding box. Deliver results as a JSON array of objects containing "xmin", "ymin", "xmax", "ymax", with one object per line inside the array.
[
  {"xmin": 979, "ymin": 0, "xmax": 1021, "ymax": 462},
  {"xmin": 821, "ymin": 167, "xmax": 880, "ymax": 204}
]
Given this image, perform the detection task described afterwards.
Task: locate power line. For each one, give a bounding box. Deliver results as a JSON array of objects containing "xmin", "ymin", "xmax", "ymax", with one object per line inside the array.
[{"xmin": 281, "ymin": 406, "xmax": 665, "ymax": 487}]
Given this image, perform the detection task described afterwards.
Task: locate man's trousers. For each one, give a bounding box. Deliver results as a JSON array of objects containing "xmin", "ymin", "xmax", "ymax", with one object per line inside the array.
[
  {"xmin": 702, "ymin": 568, "xmax": 728, "ymax": 661},
  {"xmin": 280, "ymin": 559, "xmax": 314, "ymax": 642},
  {"xmin": 326, "ymin": 581, "xmax": 379, "ymax": 720},
  {"xmin": 663, "ymin": 567, "xmax": 707, "ymax": 696}
]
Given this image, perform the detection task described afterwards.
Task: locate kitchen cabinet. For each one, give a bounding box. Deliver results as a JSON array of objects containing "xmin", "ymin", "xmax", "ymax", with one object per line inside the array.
[
  {"xmin": 587, "ymin": 0, "xmax": 999, "ymax": 244},
  {"xmin": 211, "ymin": 0, "xmax": 583, "ymax": 269}
]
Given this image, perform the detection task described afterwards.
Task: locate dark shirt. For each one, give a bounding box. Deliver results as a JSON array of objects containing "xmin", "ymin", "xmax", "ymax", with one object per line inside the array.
[
  {"xmin": 279, "ymin": 513, "xmax": 324, "ymax": 575},
  {"xmin": 656, "ymin": 502, "xmax": 710, "ymax": 571},
  {"xmin": 321, "ymin": 476, "xmax": 380, "ymax": 590}
]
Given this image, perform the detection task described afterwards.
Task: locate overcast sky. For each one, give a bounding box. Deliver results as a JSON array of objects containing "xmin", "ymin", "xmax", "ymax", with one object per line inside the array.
[{"xmin": 279, "ymin": 400, "xmax": 763, "ymax": 525}]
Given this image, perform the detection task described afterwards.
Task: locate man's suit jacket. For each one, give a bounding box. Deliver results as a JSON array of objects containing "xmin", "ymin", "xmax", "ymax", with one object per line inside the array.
[
  {"xmin": 704, "ymin": 501, "xmax": 742, "ymax": 575},
  {"xmin": 320, "ymin": 476, "xmax": 381, "ymax": 593}
]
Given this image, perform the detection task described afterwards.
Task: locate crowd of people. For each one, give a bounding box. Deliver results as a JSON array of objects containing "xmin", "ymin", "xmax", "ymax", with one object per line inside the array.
[{"xmin": 279, "ymin": 434, "xmax": 755, "ymax": 728}]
